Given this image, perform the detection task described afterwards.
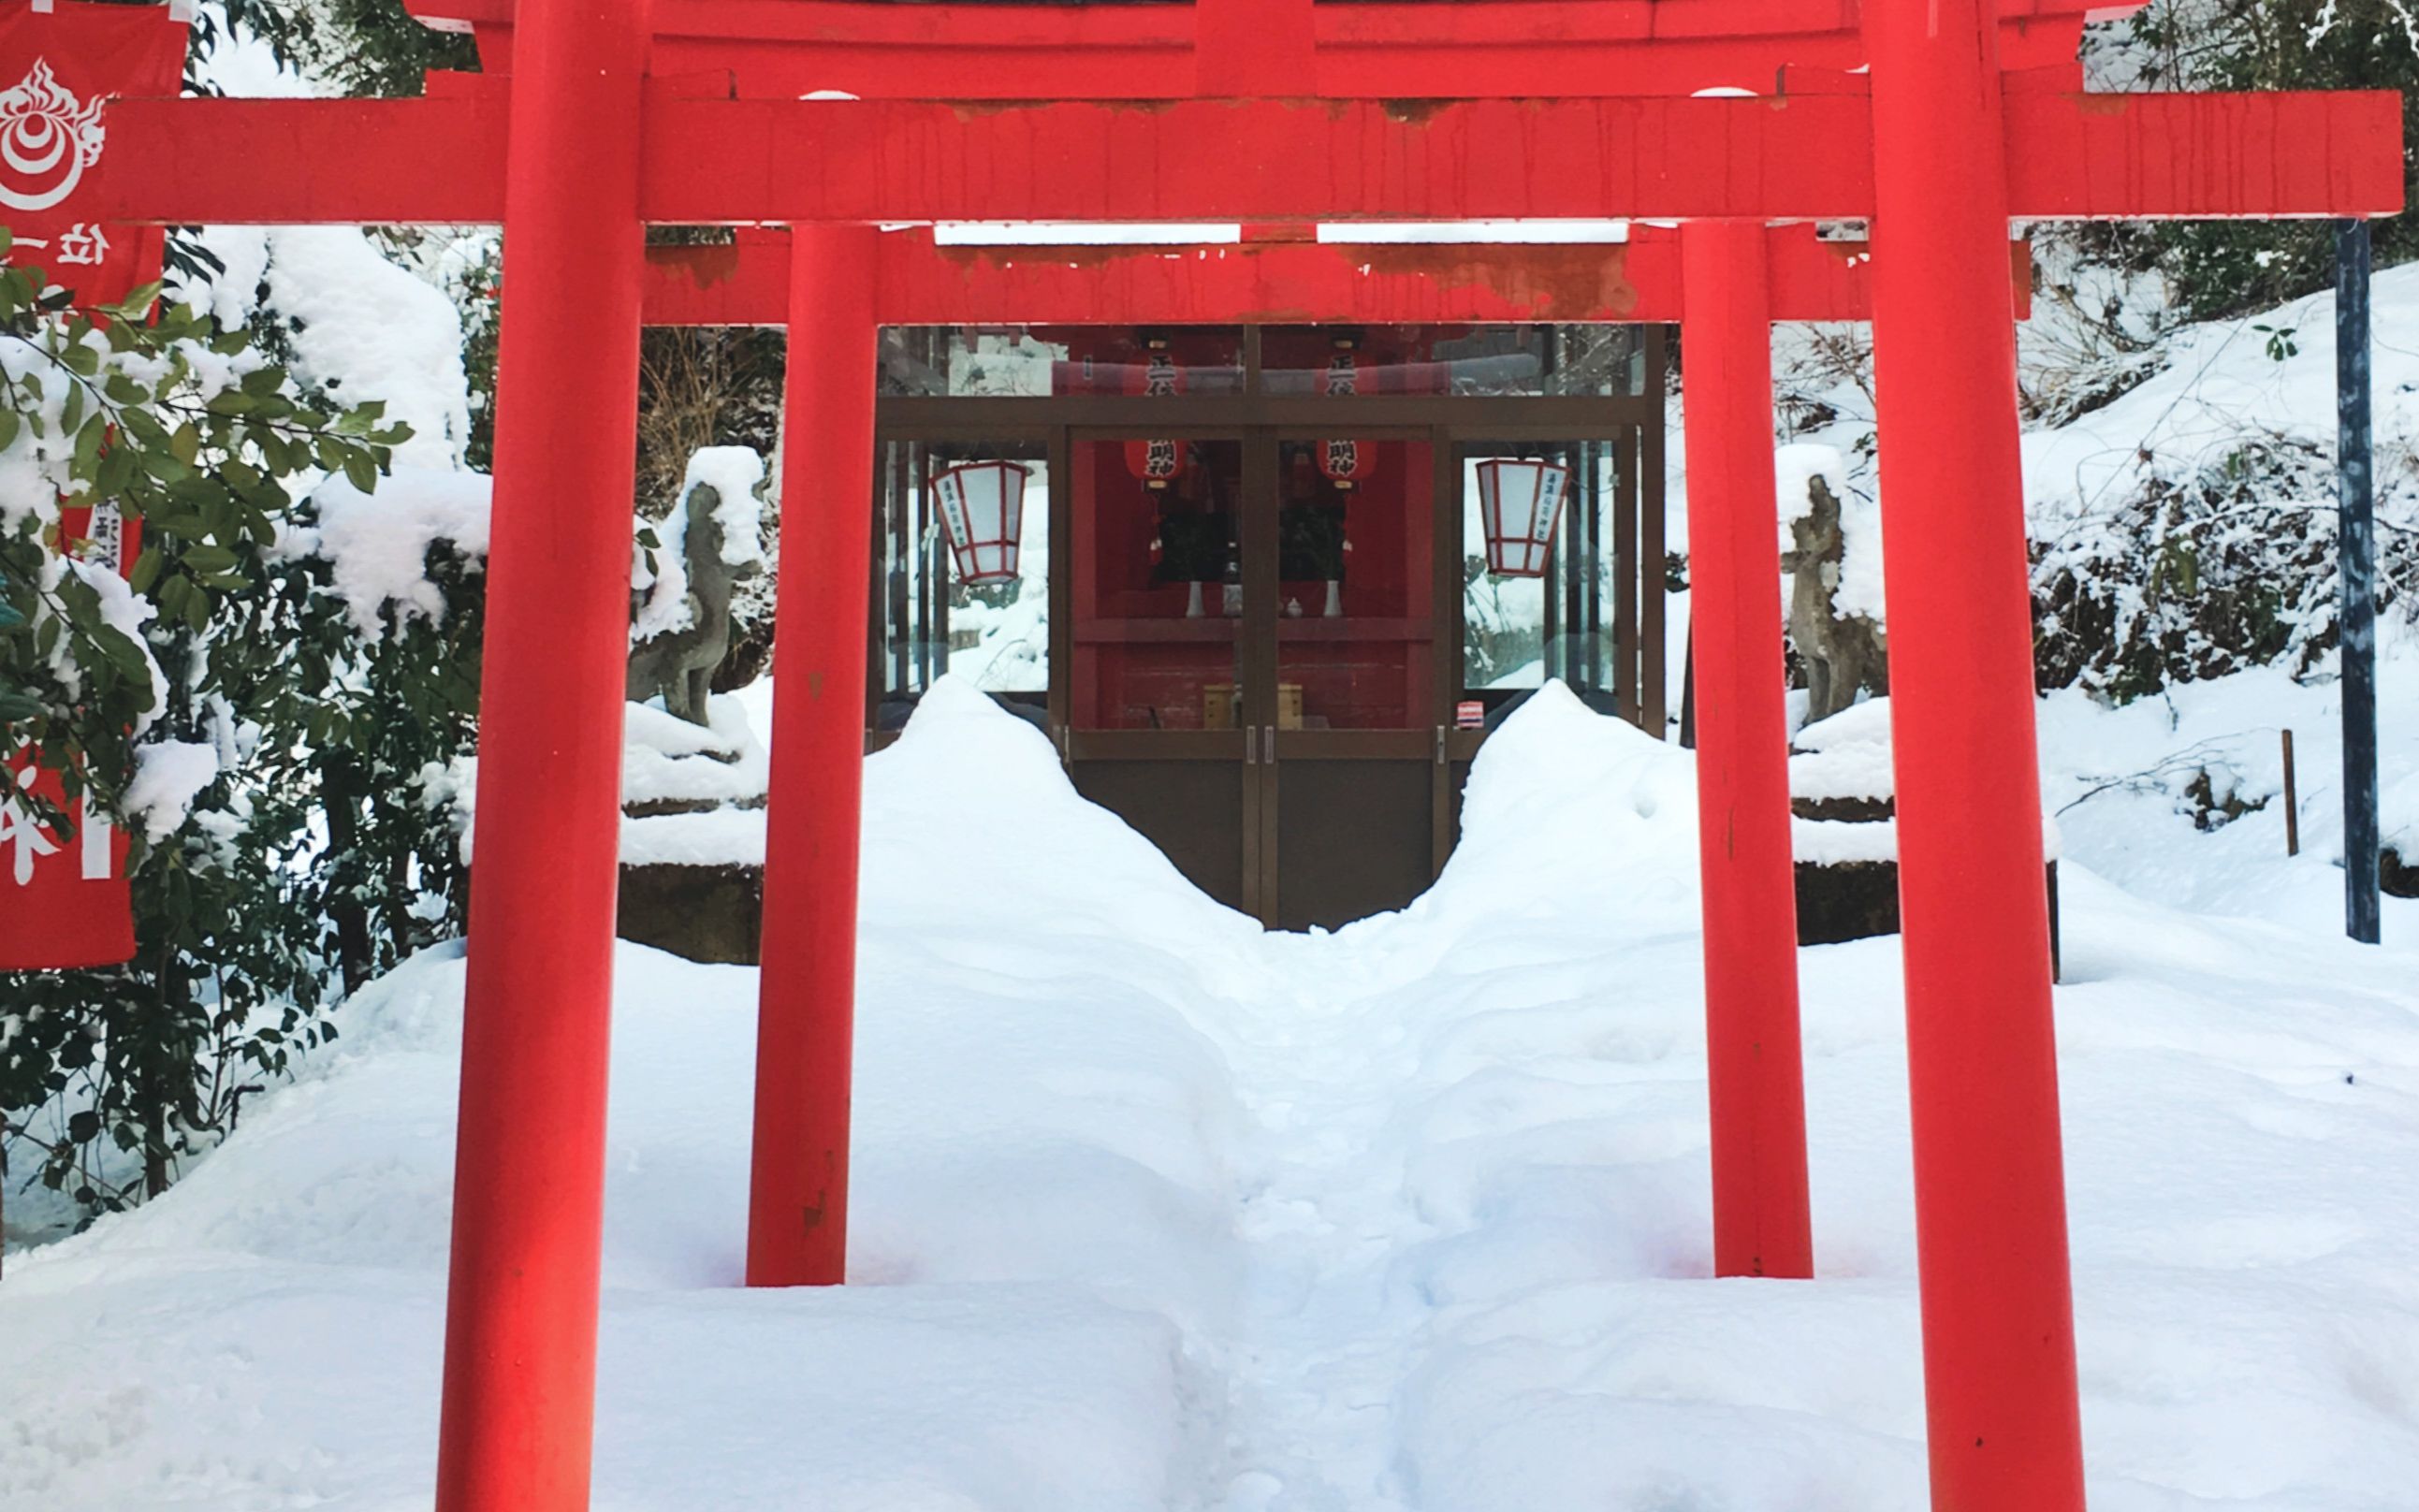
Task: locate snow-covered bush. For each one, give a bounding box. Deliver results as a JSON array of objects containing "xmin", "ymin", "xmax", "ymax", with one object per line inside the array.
[
  {"xmin": 0, "ymin": 247, "xmax": 478, "ymax": 1224},
  {"xmin": 2031, "ymin": 431, "xmax": 2415, "ymax": 699},
  {"xmin": 2023, "ymin": 268, "xmax": 2419, "ymax": 702}
]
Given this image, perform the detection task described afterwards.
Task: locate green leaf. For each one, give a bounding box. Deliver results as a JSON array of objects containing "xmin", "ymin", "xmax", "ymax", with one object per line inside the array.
[
  {"xmin": 92, "ymin": 622, "xmax": 150, "ymax": 685},
  {"xmin": 72, "ymin": 414, "xmax": 105, "ymax": 474}
]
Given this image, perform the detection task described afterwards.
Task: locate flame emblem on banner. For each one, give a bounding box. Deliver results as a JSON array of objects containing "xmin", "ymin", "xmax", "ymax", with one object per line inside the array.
[{"xmin": 0, "ymin": 60, "xmax": 106, "ymax": 213}]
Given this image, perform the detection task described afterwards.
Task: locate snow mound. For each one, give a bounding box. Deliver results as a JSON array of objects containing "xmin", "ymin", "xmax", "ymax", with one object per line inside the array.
[
  {"xmin": 293, "ymin": 468, "xmax": 491, "ymax": 638},
  {"xmin": 620, "ymin": 694, "xmax": 770, "ymax": 866},
  {"xmin": 123, "ymin": 739, "xmax": 221, "ymax": 845},
  {"xmin": 633, "ymin": 446, "xmax": 767, "ymax": 644},
  {"xmin": 7, "ymin": 669, "xmax": 2419, "ymax": 1512},
  {"xmin": 1775, "ymin": 441, "xmax": 1846, "ymax": 537}
]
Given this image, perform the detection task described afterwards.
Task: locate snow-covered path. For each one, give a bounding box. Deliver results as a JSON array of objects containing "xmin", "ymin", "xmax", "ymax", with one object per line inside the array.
[
  {"xmin": 1216, "ymin": 938, "xmax": 1429, "ymax": 1512},
  {"xmin": 7, "ymin": 675, "xmax": 2419, "ymax": 1512}
]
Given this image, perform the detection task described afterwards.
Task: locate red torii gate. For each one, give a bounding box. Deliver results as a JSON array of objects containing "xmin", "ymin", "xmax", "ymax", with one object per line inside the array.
[{"xmin": 64, "ymin": 0, "xmax": 2400, "ymax": 1506}]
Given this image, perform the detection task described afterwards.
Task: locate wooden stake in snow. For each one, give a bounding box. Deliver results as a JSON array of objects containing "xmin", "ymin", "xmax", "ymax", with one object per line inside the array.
[{"xmin": 2282, "ymin": 729, "xmax": 2300, "ymax": 858}]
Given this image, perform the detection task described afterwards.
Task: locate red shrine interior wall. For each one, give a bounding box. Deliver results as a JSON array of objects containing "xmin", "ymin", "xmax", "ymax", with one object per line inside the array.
[{"xmin": 1056, "ymin": 326, "xmax": 1441, "ymax": 735}]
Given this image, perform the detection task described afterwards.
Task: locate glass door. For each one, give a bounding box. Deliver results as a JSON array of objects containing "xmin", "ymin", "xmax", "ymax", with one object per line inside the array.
[
  {"xmin": 1256, "ymin": 429, "xmax": 1447, "ymax": 930},
  {"xmin": 1063, "ymin": 430, "xmax": 1274, "ymax": 916}
]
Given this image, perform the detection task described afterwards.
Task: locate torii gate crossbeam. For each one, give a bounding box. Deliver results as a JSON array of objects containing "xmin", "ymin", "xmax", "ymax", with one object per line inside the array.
[{"xmin": 86, "ymin": 88, "xmax": 2401, "ymax": 225}]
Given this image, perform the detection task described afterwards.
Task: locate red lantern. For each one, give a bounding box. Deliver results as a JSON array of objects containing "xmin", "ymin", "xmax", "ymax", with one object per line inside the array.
[
  {"xmin": 1123, "ymin": 341, "xmax": 1187, "ymax": 490},
  {"xmin": 1475, "ymin": 457, "xmax": 1571, "ymax": 577},
  {"xmin": 1317, "ymin": 344, "xmax": 1376, "ymax": 490},
  {"xmin": 2, "ymin": 502, "xmax": 140, "ymax": 971},
  {"xmin": 932, "ymin": 459, "xmax": 1028, "ymax": 586}
]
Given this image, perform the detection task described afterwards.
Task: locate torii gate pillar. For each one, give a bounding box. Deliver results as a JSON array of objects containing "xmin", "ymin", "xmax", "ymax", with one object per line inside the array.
[
  {"xmin": 747, "ymin": 223, "xmax": 882, "ymax": 1288},
  {"xmin": 1677, "ymin": 218, "xmax": 1814, "ymax": 1280},
  {"xmin": 1866, "ymin": 0, "xmax": 2089, "ymax": 1506},
  {"xmin": 433, "ymin": 0, "xmax": 650, "ymax": 1506}
]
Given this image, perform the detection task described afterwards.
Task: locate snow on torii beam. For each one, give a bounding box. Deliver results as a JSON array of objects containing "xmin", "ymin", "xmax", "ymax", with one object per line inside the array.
[
  {"xmin": 638, "ymin": 225, "xmax": 2031, "ymax": 327},
  {"xmin": 83, "ymin": 90, "xmax": 2405, "ymax": 226}
]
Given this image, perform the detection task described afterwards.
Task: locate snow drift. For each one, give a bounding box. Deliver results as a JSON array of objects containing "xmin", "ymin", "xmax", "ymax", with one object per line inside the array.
[{"xmin": 4, "ymin": 677, "xmax": 2418, "ymax": 1512}]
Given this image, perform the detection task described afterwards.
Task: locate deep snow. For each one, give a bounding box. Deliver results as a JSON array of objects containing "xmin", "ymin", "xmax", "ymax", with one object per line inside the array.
[{"xmin": 6, "ymin": 667, "xmax": 2418, "ymax": 1511}]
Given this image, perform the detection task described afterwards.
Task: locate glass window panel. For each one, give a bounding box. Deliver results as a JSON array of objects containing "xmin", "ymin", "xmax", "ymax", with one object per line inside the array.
[
  {"xmin": 1071, "ymin": 437, "xmax": 1245, "ymax": 732},
  {"xmin": 1261, "ymin": 325, "xmax": 1647, "ymax": 398},
  {"xmin": 1460, "ymin": 441, "xmax": 1620, "ymax": 696},
  {"xmin": 1273, "ymin": 437, "xmax": 1435, "ymax": 731},
  {"xmin": 872, "ymin": 438, "xmax": 1049, "ymax": 729},
  {"xmin": 881, "ymin": 326, "xmax": 1246, "ymax": 398}
]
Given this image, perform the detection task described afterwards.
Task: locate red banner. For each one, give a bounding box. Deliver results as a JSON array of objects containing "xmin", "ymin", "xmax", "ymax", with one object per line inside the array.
[
  {"xmin": 0, "ymin": 5, "xmax": 182, "ymax": 969},
  {"xmin": 3, "ymin": 502, "xmax": 143, "ymax": 971},
  {"xmin": 0, "ymin": 1, "xmax": 185, "ymax": 308}
]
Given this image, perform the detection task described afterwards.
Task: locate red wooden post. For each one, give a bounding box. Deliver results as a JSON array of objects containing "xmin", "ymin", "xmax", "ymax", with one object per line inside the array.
[
  {"xmin": 746, "ymin": 223, "xmax": 881, "ymax": 1288},
  {"xmin": 432, "ymin": 0, "xmax": 650, "ymax": 1505},
  {"xmin": 1866, "ymin": 0, "xmax": 2089, "ymax": 1504},
  {"xmin": 1677, "ymin": 218, "xmax": 1814, "ymax": 1281}
]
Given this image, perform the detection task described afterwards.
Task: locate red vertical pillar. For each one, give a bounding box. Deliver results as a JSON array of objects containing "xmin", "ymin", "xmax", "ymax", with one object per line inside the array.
[
  {"xmin": 746, "ymin": 224, "xmax": 881, "ymax": 1288},
  {"xmin": 1866, "ymin": 0, "xmax": 2089, "ymax": 1505},
  {"xmin": 1678, "ymin": 219, "xmax": 1814, "ymax": 1281},
  {"xmin": 432, "ymin": 0, "xmax": 649, "ymax": 1505}
]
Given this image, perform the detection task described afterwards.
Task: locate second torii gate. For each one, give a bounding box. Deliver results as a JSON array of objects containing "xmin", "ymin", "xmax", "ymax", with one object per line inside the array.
[{"xmin": 71, "ymin": 0, "xmax": 2401, "ymax": 1506}]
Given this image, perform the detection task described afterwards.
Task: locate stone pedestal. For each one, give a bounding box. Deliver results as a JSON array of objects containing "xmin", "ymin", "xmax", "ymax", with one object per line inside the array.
[
  {"xmin": 615, "ymin": 695, "xmax": 768, "ymax": 965},
  {"xmin": 2383, "ymin": 846, "xmax": 2417, "ymax": 900},
  {"xmin": 617, "ymin": 862, "xmax": 763, "ymax": 965},
  {"xmin": 1789, "ymin": 700, "xmax": 2062, "ymax": 980}
]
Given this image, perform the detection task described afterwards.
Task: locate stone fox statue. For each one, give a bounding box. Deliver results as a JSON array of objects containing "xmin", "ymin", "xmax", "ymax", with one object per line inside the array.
[
  {"xmin": 1782, "ymin": 472, "xmax": 1887, "ymax": 725},
  {"xmin": 628, "ymin": 478, "xmax": 760, "ymax": 726}
]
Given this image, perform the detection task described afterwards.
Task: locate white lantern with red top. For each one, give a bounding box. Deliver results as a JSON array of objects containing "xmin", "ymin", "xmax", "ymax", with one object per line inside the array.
[
  {"xmin": 1317, "ymin": 342, "xmax": 1375, "ymax": 490},
  {"xmin": 1123, "ymin": 339, "xmax": 1188, "ymax": 490},
  {"xmin": 1475, "ymin": 457, "xmax": 1571, "ymax": 577},
  {"xmin": 931, "ymin": 459, "xmax": 1028, "ymax": 586}
]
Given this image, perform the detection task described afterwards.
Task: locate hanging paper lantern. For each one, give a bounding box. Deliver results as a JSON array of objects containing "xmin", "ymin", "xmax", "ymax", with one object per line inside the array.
[
  {"xmin": 932, "ymin": 460, "xmax": 1028, "ymax": 586},
  {"xmin": 1475, "ymin": 457, "xmax": 1571, "ymax": 577},
  {"xmin": 1317, "ymin": 344, "xmax": 1375, "ymax": 489},
  {"xmin": 1, "ymin": 502, "xmax": 140, "ymax": 971},
  {"xmin": 1123, "ymin": 340, "xmax": 1187, "ymax": 490}
]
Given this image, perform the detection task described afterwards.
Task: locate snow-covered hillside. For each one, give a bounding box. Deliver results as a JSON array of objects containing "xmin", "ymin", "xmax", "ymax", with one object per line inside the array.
[{"xmin": 5, "ymin": 672, "xmax": 2416, "ymax": 1511}]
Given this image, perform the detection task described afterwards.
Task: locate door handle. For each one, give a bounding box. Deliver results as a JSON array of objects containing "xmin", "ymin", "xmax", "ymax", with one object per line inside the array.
[
  {"xmin": 1264, "ymin": 725, "xmax": 1278, "ymax": 764},
  {"xmin": 1246, "ymin": 723, "xmax": 1259, "ymax": 764},
  {"xmin": 1435, "ymin": 725, "xmax": 1448, "ymax": 765}
]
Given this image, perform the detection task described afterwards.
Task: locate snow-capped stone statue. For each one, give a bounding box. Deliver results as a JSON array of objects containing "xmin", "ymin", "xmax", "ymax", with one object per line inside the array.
[
  {"xmin": 629, "ymin": 447, "xmax": 768, "ymax": 726},
  {"xmin": 1777, "ymin": 445, "xmax": 1887, "ymax": 725}
]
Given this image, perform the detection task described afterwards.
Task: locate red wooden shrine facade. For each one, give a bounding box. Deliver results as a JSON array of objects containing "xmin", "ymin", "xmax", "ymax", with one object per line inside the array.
[{"xmin": 5, "ymin": 0, "xmax": 2401, "ymax": 1508}]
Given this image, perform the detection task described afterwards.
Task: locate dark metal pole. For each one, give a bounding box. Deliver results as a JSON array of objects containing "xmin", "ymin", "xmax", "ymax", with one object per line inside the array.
[
  {"xmin": 1678, "ymin": 621, "xmax": 1697, "ymax": 749},
  {"xmin": 2338, "ymin": 218, "xmax": 2382, "ymax": 944}
]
